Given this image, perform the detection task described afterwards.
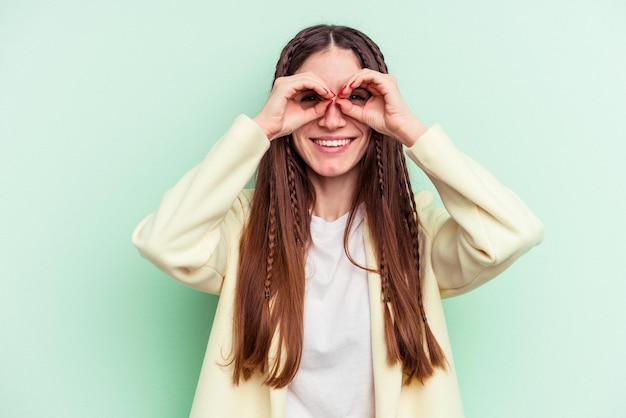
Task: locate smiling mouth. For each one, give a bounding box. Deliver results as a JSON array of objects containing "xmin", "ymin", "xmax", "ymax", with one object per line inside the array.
[{"xmin": 313, "ymin": 138, "xmax": 352, "ymax": 147}]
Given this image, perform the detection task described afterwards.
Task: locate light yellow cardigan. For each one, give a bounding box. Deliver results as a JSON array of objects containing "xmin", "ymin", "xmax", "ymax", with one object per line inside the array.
[{"xmin": 132, "ymin": 115, "xmax": 543, "ymax": 418}]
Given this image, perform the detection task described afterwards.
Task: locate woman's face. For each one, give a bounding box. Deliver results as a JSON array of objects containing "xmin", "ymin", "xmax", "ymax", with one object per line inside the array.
[{"xmin": 291, "ymin": 48, "xmax": 372, "ymax": 183}]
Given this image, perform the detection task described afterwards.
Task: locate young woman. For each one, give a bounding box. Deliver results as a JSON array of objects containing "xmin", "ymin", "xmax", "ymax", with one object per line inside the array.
[{"xmin": 132, "ymin": 24, "xmax": 543, "ymax": 418}]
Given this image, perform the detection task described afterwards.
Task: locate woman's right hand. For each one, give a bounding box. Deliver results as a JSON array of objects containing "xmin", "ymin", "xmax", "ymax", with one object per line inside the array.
[{"xmin": 253, "ymin": 73, "xmax": 335, "ymax": 141}]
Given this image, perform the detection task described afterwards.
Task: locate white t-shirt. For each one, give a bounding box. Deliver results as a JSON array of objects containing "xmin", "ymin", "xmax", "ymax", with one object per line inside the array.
[{"xmin": 285, "ymin": 206, "xmax": 375, "ymax": 418}]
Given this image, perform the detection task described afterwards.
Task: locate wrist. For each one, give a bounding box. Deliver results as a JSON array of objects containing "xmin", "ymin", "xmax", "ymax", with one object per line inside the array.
[
  {"xmin": 397, "ymin": 116, "xmax": 427, "ymax": 147},
  {"xmin": 252, "ymin": 116, "xmax": 274, "ymax": 141}
]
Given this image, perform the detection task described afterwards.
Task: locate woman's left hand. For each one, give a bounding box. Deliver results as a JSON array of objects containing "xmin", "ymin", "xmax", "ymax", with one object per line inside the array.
[{"xmin": 335, "ymin": 69, "xmax": 427, "ymax": 147}]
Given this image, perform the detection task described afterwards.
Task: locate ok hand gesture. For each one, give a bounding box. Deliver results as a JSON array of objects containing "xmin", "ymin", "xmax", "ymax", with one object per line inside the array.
[
  {"xmin": 253, "ymin": 73, "xmax": 335, "ymax": 141},
  {"xmin": 335, "ymin": 69, "xmax": 427, "ymax": 147}
]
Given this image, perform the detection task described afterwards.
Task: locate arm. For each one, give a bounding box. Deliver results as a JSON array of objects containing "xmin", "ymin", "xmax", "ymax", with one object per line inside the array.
[
  {"xmin": 133, "ymin": 73, "xmax": 336, "ymax": 293},
  {"xmin": 337, "ymin": 69, "xmax": 543, "ymax": 297},
  {"xmin": 406, "ymin": 125, "xmax": 544, "ymax": 297},
  {"xmin": 132, "ymin": 115, "xmax": 269, "ymax": 293}
]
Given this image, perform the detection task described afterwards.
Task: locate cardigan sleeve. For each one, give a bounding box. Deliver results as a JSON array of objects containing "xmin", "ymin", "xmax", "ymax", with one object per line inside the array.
[
  {"xmin": 405, "ymin": 124, "xmax": 544, "ymax": 298},
  {"xmin": 131, "ymin": 115, "xmax": 270, "ymax": 294}
]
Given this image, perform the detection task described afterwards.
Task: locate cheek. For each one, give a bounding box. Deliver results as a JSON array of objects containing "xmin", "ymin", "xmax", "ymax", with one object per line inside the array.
[
  {"xmin": 290, "ymin": 132, "xmax": 308, "ymax": 159},
  {"xmin": 357, "ymin": 130, "xmax": 373, "ymax": 158},
  {"xmin": 358, "ymin": 138, "xmax": 372, "ymax": 159},
  {"xmin": 360, "ymin": 127, "xmax": 373, "ymax": 151}
]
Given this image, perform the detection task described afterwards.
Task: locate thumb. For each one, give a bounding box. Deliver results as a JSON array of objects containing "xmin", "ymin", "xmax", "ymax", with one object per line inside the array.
[
  {"xmin": 335, "ymin": 98, "xmax": 363, "ymax": 122},
  {"xmin": 294, "ymin": 99, "xmax": 333, "ymax": 128},
  {"xmin": 313, "ymin": 99, "xmax": 333, "ymax": 119}
]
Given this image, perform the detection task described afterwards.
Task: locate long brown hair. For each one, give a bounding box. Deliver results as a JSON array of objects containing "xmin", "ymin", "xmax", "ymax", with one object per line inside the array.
[{"xmin": 231, "ymin": 24, "xmax": 446, "ymax": 388}]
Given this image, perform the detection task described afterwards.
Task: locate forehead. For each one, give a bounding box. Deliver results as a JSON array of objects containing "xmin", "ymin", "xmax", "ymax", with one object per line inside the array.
[{"xmin": 295, "ymin": 48, "xmax": 362, "ymax": 82}]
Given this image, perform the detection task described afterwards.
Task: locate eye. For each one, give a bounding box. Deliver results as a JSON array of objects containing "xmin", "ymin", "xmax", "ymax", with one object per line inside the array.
[
  {"xmin": 298, "ymin": 90, "xmax": 322, "ymax": 108},
  {"xmin": 348, "ymin": 88, "xmax": 371, "ymax": 105},
  {"xmin": 301, "ymin": 94, "xmax": 321, "ymax": 102}
]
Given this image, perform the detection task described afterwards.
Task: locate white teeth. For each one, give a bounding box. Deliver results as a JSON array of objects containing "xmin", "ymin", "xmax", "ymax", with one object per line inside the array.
[{"xmin": 314, "ymin": 139, "xmax": 351, "ymax": 147}]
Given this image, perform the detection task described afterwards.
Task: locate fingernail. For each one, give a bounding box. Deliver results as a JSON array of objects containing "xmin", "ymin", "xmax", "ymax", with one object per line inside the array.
[
  {"xmin": 330, "ymin": 90, "xmax": 337, "ymax": 97},
  {"xmin": 338, "ymin": 86, "xmax": 346, "ymax": 96},
  {"xmin": 349, "ymin": 81, "xmax": 355, "ymax": 88}
]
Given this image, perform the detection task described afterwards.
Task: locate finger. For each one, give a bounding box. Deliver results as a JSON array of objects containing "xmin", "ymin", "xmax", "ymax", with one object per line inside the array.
[
  {"xmin": 335, "ymin": 98, "xmax": 362, "ymax": 122},
  {"xmin": 338, "ymin": 69, "xmax": 391, "ymax": 99},
  {"xmin": 336, "ymin": 96, "xmax": 388, "ymax": 134},
  {"xmin": 298, "ymin": 98, "xmax": 334, "ymax": 124},
  {"xmin": 309, "ymin": 99, "xmax": 334, "ymax": 120},
  {"xmin": 277, "ymin": 73, "xmax": 335, "ymax": 101},
  {"xmin": 282, "ymin": 97, "xmax": 333, "ymax": 134}
]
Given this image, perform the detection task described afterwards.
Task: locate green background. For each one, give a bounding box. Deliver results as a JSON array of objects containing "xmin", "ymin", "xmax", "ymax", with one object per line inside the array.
[{"xmin": 2, "ymin": 0, "xmax": 625, "ymax": 416}]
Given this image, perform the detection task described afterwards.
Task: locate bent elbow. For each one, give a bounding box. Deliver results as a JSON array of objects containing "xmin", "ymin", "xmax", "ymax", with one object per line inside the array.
[
  {"xmin": 131, "ymin": 216, "xmax": 170, "ymax": 269},
  {"xmin": 497, "ymin": 214, "xmax": 544, "ymax": 265},
  {"xmin": 518, "ymin": 214, "xmax": 544, "ymax": 251},
  {"xmin": 132, "ymin": 218, "xmax": 154, "ymax": 254},
  {"xmin": 476, "ymin": 213, "xmax": 544, "ymax": 268}
]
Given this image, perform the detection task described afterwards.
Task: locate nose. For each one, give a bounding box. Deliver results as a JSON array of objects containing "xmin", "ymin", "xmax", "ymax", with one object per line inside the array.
[{"xmin": 318, "ymin": 99, "xmax": 346, "ymax": 130}]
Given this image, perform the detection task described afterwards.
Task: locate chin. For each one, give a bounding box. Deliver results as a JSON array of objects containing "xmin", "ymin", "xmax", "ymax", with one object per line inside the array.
[{"xmin": 307, "ymin": 162, "xmax": 361, "ymax": 180}]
